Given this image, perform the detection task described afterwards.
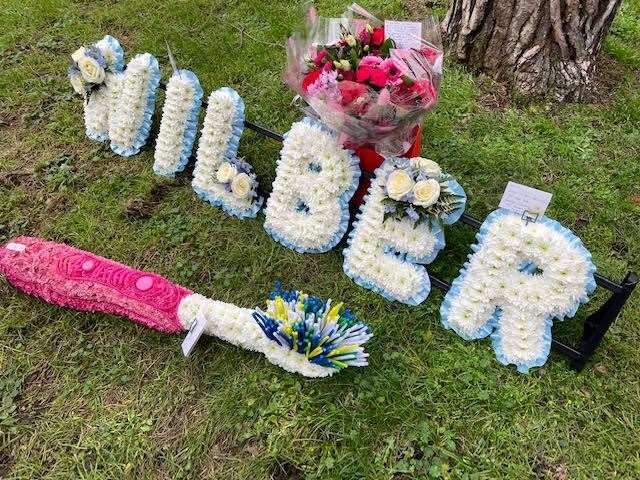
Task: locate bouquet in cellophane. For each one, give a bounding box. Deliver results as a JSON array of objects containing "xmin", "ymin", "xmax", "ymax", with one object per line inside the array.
[{"xmin": 285, "ymin": 3, "xmax": 443, "ymax": 156}]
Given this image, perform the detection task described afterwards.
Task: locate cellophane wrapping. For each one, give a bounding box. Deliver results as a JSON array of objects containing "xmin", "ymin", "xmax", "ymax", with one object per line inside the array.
[{"xmin": 285, "ymin": 3, "xmax": 443, "ymax": 156}]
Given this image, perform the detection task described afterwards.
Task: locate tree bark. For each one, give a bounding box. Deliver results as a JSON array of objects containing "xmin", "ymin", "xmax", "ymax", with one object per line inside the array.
[{"xmin": 442, "ymin": 0, "xmax": 622, "ymax": 101}]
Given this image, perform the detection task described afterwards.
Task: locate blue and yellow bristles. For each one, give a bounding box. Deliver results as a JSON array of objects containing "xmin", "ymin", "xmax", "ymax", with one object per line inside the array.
[{"xmin": 253, "ymin": 283, "xmax": 372, "ymax": 371}]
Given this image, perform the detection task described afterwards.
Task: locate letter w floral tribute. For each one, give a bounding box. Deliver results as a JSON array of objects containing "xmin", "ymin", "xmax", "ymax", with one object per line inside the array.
[{"xmin": 67, "ymin": 35, "xmax": 125, "ymax": 141}]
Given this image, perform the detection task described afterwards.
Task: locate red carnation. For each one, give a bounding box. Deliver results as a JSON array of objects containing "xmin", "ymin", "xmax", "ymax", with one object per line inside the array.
[
  {"xmin": 302, "ymin": 69, "xmax": 321, "ymax": 92},
  {"xmin": 371, "ymin": 27, "xmax": 384, "ymax": 46},
  {"xmin": 368, "ymin": 68, "xmax": 388, "ymax": 88},
  {"xmin": 339, "ymin": 81, "xmax": 368, "ymax": 106}
]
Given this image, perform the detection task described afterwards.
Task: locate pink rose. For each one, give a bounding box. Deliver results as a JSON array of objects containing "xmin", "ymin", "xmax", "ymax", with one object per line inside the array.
[{"xmin": 368, "ymin": 68, "xmax": 388, "ymax": 88}]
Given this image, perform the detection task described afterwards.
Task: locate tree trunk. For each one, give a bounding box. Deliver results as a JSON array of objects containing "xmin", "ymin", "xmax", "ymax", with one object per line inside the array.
[{"xmin": 442, "ymin": 0, "xmax": 622, "ymax": 101}]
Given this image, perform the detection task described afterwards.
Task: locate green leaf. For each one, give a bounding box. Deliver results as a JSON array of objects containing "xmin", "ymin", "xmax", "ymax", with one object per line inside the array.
[{"xmin": 380, "ymin": 38, "xmax": 394, "ymax": 58}]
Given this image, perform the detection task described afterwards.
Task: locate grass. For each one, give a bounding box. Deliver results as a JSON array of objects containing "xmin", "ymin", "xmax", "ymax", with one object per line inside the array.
[{"xmin": 1, "ymin": 0, "xmax": 639, "ymax": 478}]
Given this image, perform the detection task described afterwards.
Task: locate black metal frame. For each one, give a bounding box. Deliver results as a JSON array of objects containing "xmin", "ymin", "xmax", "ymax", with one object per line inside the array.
[{"xmin": 160, "ymin": 83, "xmax": 638, "ymax": 371}]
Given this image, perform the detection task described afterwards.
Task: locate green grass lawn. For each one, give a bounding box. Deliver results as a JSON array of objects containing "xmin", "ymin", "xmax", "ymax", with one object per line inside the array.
[{"xmin": 1, "ymin": 0, "xmax": 639, "ymax": 478}]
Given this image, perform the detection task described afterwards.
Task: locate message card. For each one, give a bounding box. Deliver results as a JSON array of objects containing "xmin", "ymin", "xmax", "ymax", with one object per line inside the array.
[
  {"xmin": 384, "ymin": 20, "xmax": 422, "ymax": 49},
  {"xmin": 499, "ymin": 182, "xmax": 553, "ymax": 221}
]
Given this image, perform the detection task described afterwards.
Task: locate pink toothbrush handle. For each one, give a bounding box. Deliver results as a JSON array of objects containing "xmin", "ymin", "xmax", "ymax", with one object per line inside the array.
[{"xmin": 0, "ymin": 237, "xmax": 192, "ymax": 333}]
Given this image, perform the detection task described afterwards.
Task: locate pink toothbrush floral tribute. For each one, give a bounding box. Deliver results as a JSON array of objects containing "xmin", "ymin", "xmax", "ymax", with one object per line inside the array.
[
  {"xmin": 0, "ymin": 238, "xmax": 372, "ymax": 378},
  {"xmin": 0, "ymin": 237, "xmax": 191, "ymax": 333}
]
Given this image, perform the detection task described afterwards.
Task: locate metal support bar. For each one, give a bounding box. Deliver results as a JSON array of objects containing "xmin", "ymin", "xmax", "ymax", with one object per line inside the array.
[
  {"xmin": 157, "ymin": 81, "xmax": 638, "ymax": 371},
  {"xmin": 570, "ymin": 272, "xmax": 638, "ymax": 371}
]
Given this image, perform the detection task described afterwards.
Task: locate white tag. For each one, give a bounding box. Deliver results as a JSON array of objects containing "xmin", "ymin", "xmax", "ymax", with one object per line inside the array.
[
  {"xmin": 499, "ymin": 182, "xmax": 552, "ymax": 221},
  {"xmin": 181, "ymin": 315, "xmax": 206, "ymax": 357},
  {"xmin": 384, "ymin": 20, "xmax": 422, "ymax": 49},
  {"xmin": 5, "ymin": 242, "xmax": 26, "ymax": 252}
]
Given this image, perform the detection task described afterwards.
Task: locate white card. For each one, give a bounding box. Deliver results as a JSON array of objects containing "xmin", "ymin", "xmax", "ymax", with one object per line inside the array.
[
  {"xmin": 384, "ymin": 20, "xmax": 422, "ymax": 49},
  {"xmin": 499, "ymin": 182, "xmax": 552, "ymax": 220},
  {"xmin": 181, "ymin": 315, "xmax": 206, "ymax": 357}
]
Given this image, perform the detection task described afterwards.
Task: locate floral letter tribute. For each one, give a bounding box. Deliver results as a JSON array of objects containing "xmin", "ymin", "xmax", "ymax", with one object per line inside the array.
[
  {"xmin": 263, "ymin": 117, "xmax": 360, "ymax": 253},
  {"xmin": 440, "ymin": 209, "xmax": 597, "ymax": 373},
  {"xmin": 153, "ymin": 70, "xmax": 203, "ymax": 177},
  {"xmin": 343, "ymin": 157, "xmax": 465, "ymax": 305},
  {"xmin": 109, "ymin": 53, "xmax": 161, "ymax": 157},
  {"xmin": 67, "ymin": 35, "xmax": 125, "ymax": 142},
  {"xmin": 0, "ymin": 238, "xmax": 371, "ymax": 378},
  {"xmin": 192, "ymin": 88, "xmax": 263, "ymax": 219}
]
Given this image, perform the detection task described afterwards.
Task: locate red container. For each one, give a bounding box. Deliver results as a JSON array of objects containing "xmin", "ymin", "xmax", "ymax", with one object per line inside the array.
[{"xmin": 349, "ymin": 126, "xmax": 423, "ymax": 208}]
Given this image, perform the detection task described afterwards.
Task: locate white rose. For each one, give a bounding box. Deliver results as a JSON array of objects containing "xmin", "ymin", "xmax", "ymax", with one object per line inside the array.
[
  {"xmin": 386, "ymin": 169, "xmax": 415, "ymax": 200},
  {"xmin": 410, "ymin": 157, "xmax": 442, "ymax": 178},
  {"xmin": 71, "ymin": 46, "xmax": 86, "ymax": 63},
  {"xmin": 78, "ymin": 56, "xmax": 105, "ymax": 84},
  {"xmin": 69, "ymin": 72, "xmax": 86, "ymax": 96},
  {"xmin": 413, "ymin": 179, "xmax": 441, "ymax": 207},
  {"xmin": 231, "ymin": 173, "xmax": 252, "ymax": 199},
  {"xmin": 216, "ymin": 162, "xmax": 238, "ymax": 183}
]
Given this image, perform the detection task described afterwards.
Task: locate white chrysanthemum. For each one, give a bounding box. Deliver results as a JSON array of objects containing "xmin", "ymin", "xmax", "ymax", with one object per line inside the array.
[
  {"xmin": 343, "ymin": 160, "xmax": 445, "ymax": 305},
  {"xmin": 176, "ymin": 294, "xmax": 334, "ymax": 377},
  {"xmin": 153, "ymin": 70, "xmax": 202, "ymax": 177},
  {"xmin": 109, "ymin": 53, "xmax": 160, "ymax": 157},
  {"xmin": 263, "ymin": 118, "xmax": 359, "ymax": 253},
  {"xmin": 441, "ymin": 210, "xmax": 596, "ymax": 373},
  {"xmin": 84, "ymin": 73, "xmax": 121, "ymax": 142}
]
